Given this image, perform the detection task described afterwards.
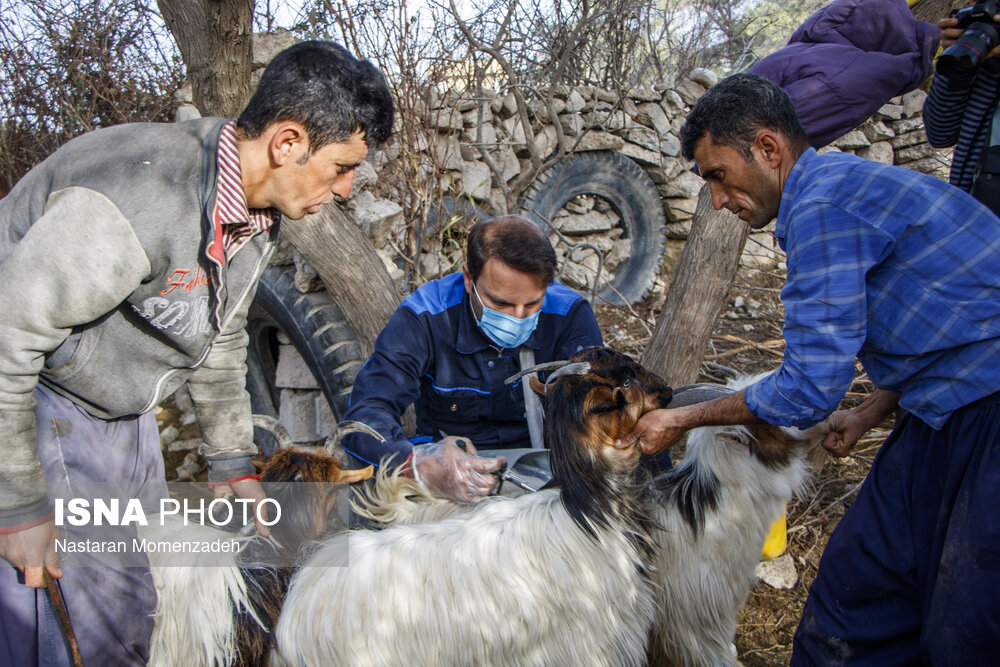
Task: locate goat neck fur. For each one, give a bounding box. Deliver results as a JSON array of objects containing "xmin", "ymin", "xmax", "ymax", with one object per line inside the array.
[
  {"xmin": 645, "ymin": 373, "xmax": 828, "ymax": 666},
  {"xmin": 275, "ymin": 346, "xmax": 673, "ymax": 667},
  {"xmin": 147, "ymin": 446, "xmax": 372, "ymax": 667}
]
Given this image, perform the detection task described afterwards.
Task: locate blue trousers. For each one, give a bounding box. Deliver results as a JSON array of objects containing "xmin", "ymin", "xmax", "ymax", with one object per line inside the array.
[
  {"xmin": 792, "ymin": 392, "xmax": 1000, "ymax": 666},
  {"xmin": 0, "ymin": 385, "xmax": 166, "ymax": 667}
]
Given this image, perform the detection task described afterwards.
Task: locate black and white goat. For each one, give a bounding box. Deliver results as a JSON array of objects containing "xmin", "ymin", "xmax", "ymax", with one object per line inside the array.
[
  {"xmin": 146, "ymin": 419, "xmax": 375, "ymax": 667},
  {"xmin": 312, "ymin": 351, "xmax": 827, "ymax": 667}
]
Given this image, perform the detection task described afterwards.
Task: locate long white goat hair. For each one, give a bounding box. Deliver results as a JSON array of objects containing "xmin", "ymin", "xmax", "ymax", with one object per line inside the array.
[
  {"xmin": 144, "ymin": 516, "xmax": 261, "ymax": 667},
  {"xmin": 644, "ymin": 373, "xmax": 828, "ymax": 666},
  {"xmin": 275, "ymin": 487, "xmax": 656, "ymax": 667}
]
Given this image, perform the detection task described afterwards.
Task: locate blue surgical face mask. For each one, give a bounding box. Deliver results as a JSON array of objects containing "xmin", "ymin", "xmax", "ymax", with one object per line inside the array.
[{"xmin": 471, "ymin": 281, "xmax": 540, "ymax": 349}]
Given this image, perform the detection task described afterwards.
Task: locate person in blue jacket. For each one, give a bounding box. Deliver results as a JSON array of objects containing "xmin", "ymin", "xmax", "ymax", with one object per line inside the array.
[
  {"xmin": 630, "ymin": 73, "xmax": 1000, "ymax": 665},
  {"xmin": 342, "ymin": 215, "xmax": 603, "ymax": 502}
]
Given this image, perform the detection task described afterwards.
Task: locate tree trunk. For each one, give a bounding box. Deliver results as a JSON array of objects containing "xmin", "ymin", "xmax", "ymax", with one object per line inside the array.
[
  {"xmin": 640, "ymin": 185, "xmax": 749, "ymax": 386},
  {"xmin": 911, "ymin": 0, "xmax": 965, "ymax": 23},
  {"xmin": 158, "ymin": 0, "xmax": 253, "ymax": 117},
  {"xmin": 280, "ymin": 203, "xmax": 401, "ymax": 359},
  {"xmin": 201, "ymin": 0, "xmax": 254, "ymax": 117}
]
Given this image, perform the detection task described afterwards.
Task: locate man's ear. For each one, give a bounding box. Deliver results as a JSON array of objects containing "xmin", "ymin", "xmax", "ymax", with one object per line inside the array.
[
  {"xmin": 754, "ymin": 129, "xmax": 784, "ymax": 168},
  {"xmin": 268, "ymin": 122, "xmax": 308, "ymax": 166},
  {"xmin": 462, "ymin": 263, "xmax": 473, "ymax": 295}
]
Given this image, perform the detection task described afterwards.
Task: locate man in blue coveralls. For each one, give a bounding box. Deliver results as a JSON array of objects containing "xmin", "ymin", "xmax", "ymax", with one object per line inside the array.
[
  {"xmin": 628, "ymin": 73, "xmax": 1000, "ymax": 664},
  {"xmin": 342, "ymin": 215, "xmax": 603, "ymax": 502}
]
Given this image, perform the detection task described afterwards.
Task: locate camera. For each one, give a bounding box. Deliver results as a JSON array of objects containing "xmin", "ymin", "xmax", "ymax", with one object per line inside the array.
[{"xmin": 936, "ymin": 0, "xmax": 1000, "ymax": 76}]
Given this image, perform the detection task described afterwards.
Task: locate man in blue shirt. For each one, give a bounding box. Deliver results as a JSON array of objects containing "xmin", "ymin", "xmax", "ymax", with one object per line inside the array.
[
  {"xmin": 628, "ymin": 73, "xmax": 1000, "ymax": 664},
  {"xmin": 343, "ymin": 215, "xmax": 603, "ymax": 502}
]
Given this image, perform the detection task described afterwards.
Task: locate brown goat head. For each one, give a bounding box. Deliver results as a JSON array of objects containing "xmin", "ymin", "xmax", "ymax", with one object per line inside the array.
[{"xmin": 535, "ymin": 347, "xmax": 672, "ymax": 538}]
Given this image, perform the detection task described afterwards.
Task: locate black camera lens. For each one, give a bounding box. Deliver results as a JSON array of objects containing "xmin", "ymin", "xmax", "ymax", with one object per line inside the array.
[{"xmin": 937, "ymin": 22, "xmax": 1000, "ymax": 76}]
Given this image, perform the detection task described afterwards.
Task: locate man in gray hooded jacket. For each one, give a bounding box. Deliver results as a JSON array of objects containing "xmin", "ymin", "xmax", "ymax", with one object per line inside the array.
[{"xmin": 0, "ymin": 41, "xmax": 392, "ymax": 665}]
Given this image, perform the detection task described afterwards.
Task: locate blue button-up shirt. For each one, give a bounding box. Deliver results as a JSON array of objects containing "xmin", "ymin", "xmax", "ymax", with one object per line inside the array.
[
  {"xmin": 342, "ymin": 273, "xmax": 603, "ymax": 465},
  {"xmin": 745, "ymin": 148, "xmax": 1000, "ymax": 429}
]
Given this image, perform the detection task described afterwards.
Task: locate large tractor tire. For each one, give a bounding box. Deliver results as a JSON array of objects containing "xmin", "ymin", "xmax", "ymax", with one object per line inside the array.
[
  {"xmin": 246, "ymin": 265, "xmax": 365, "ymax": 455},
  {"xmin": 519, "ymin": 150, "xmax": 667, "ymax": 305}
]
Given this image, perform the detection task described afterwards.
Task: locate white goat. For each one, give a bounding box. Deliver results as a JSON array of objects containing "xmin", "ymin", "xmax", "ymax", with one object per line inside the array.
[{"xmin": 319, "ymin": 367, "xmax": 827, "ymax": 667}]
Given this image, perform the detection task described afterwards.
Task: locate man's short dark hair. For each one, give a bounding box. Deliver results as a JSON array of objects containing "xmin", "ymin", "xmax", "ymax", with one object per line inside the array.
[
  {"xmin": 238, "ymin": 41, "xmax": 393, "ymax": 152},
  {"xmin": 467, "ymin": 216, "xmax": 557, "ymax": 285},
  {"xmin": 679, "ymin": 73, "xmax": 808, "ymax": 162}
]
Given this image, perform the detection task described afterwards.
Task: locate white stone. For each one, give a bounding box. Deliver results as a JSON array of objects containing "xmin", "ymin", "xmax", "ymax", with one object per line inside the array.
[
  {"xmin": 878, "ymin": 103, "xmax": 904, "ymax": 120},
  {"xmin": 629, "ymin": 87, "xmax": 661, "ymax": 102},
  {"xmin": 533, "ymin": 125, "xmax": 559, "ymax": 158},
  {"xmin": 430, "ymin": 108, "xmax": 463, "ymax": 132},
  {"xmin": 565, "ymin": 89, "xmax": 587, "ymax": 113},
  {"xmin": 624, "ymin": 127, "xmax": 660, "ymax": 152},
  {"xmin": 167, "ymin": 438, "xmax": 202, "ymax": 453},
  {"xmin": 661, "ymin": 89, "xmax": 685, "ymax": 112},
  {"xmin": 351, "ymin": 160, "xmax": 378, "ymax": 194},
  {"xmin": 174, "ymin": 452, "xmax": 203, "ymax": 481},
  {"xmin": 376, "ymin": 248, "xmax": 404, "ymax": 283},
  {"xmin": 279, "ymin": 389, "xmax": 326, "ymax": 443},
  {"xmin": 276, "ymin": 344, "xmax": 319, "ymax": 389},
  {"xmin": 831, "ymin": 130, "xmax": 870, "ymax": 150},
  {"xmin": 460, "ymin": 160, "xmax": 492, "ymax": 201},
  {"xmin": 560, "ymin": 114, "xmax": 584, "ymax": 136},
  {"xmin": 252, "ymin": 29, "xmax": 295, "ymax": 67},
  {"xmin": 666, "ymin": 197, "xmax": 699, "ymax": 222},
  {"xmin": 658, "ymin": 170, "xmax": 704, "ymax": 198},
  {"xmin": 635, "ymin": 102, "xmax": 672, "ymax": 135},
  {"xmin": 574, "ymin": 130, "xmax": 624, "ymax": 151},
  {"xmin": 557, "ymin": 210, "xmax": 615, "ymax": 235},
  {"xmin": 858, "ymin": 141, "xmax": 894, "ymax": 164},
  {"xmin": 617, "ymin": 142, "xmax": 661, "ymax": 167},
  {"xmin": 901, "ymin": 89, "xmax": 926, "ymax": 117},
  {"xmin": 351, "ymin": 197, "xmax": 404, "ymax": 245},
  {"xmin": 497, "ymin": 148, "xmax": 520, "ymax": 183},
  {"xmin": 687, "ymin": 67, "xmax": 718, "ymax": 88},
  {"xmin": 674, "ymin": 79, "xmax": 707, "ymax": 106},
  {"xmin": 660, "ymin": 134, "xmax": 682, "ymax": 157},
  {"xmin": 159, "ymin": 425, "xmax": 179, "ymax": 446},
  {"xmin": 862, "ymin": 120, "xmax": 895, "ymax": 142},
  {"xmin": 174, "ymin": 104, "xmax": 201, "ymax": 122},
  {"xmin": 434, "ymin": 135, "xmax": 465, "ymax": 170},
  {"xmin": 755, "ymin": 553, "xmax": 798, "ymax": 590}
]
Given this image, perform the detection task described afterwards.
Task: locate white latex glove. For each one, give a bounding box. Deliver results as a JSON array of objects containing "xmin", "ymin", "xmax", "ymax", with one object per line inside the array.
[{"xmin": 411, "ymin": 436, "xmax": 506, "ymax": 503}]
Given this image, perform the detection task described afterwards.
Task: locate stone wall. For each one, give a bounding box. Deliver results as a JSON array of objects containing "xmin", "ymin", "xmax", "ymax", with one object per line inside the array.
[{"xmin": 176, "ymin": 42, "xmax": 953, "ymax": 443}]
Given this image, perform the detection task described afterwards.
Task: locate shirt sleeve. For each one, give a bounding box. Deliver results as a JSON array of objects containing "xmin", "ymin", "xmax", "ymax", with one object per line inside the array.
[
  {"xmin": 0, "ymin": 187, "xmax": 151, "ymax": 525},
  {"xmin": 340, "ymin": 305, "xmax": 433, "ymax": 467},
  {"xmin": 744, "ymin": 200, "xmax": 894, "ymax": 428},
  {"xmin": 923, "ymin": 69, "xmax": 977, "ymax": 149}
]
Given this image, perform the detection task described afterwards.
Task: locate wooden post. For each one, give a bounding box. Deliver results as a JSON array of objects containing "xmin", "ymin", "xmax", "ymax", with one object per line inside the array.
[{"xmin": 640, "ymin": 184, "xmax": 750, "ymax": 386}]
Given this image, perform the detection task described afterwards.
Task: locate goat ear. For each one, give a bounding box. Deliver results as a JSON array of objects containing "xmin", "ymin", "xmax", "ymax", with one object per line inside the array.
[
  {"xmin": 529, "ymin": 376, "xmax": 549, "ymax": 397},
  {"xmin": 587, "ymin": 386, "xmax": 621, "ymax": 414},
  {"xmin": 252, "ymin": 459, "xmax": 265, "ymax": 472},
  {"xmin": 719, "ymin": 429, "xmax": 751, "ymax": 447}
]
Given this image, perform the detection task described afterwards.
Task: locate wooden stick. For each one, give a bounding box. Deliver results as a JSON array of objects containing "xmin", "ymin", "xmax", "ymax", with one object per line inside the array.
[{"xmin": 43, "ymin": 571, "xmax": 85, "ymax": 667}]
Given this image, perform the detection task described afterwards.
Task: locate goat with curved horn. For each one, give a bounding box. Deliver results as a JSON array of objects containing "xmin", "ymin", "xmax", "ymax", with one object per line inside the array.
[
  {"xmin": 504, "ymin": 359, "xmax": 577, "ymax": 385},
  {"xmin": 667, "ymin": 383, "xmax": 734, "ymax": 408}
]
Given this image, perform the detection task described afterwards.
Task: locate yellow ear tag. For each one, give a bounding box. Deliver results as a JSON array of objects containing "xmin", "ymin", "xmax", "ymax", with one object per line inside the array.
[{"xmin": 761, "ymin": 504, "xmax": 788, "ymax": 561}]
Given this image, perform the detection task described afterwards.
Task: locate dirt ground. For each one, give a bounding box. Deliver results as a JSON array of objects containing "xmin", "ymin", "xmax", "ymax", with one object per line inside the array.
[
  {"xmin": 597, "ymin": 259, "xmax": 891, "ymax": 666},
  {"xmin": 156, "ymin": 255, "xmax": 889, "ymax": 666}
]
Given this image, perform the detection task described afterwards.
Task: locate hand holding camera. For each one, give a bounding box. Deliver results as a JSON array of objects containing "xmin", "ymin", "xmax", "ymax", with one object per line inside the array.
[{"xmin": 936, "ymin": 0, "xmax": 1000, "ymax": 76}]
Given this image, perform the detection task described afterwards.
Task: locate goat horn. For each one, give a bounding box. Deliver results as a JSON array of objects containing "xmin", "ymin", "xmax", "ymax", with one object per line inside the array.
[
  {"xmin": 252, "ymin": 414, "xmax": 294, "ymax": 450},
  {"xmin": 504, "ymin": 360, "xmax": 576, "ymax": 385},
  {"xmin": 543, "ymin": 361, "xmax": 592, "ymax": 388},
  {"xmin": 666, "ymin": 383, "xmax": 734, "ymax": 408},
  {"xmin": 326, "ymin": 420, "xmax": 385, "ymax": 453}
]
